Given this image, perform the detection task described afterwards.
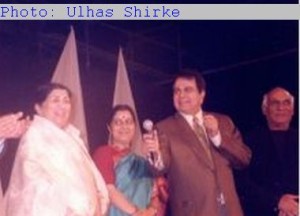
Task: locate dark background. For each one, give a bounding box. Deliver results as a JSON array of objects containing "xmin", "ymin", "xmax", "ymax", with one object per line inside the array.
[
  {"xmin": 0, "ymin": 21, "xmax": 298, "ymax": 152},
  {"xmin": 0, "ymin": 11, "xmax": 298, "ymax": 216},
  {"xmin": 0, "ymin": 21, "xmax": 298, "ymax": 196}
]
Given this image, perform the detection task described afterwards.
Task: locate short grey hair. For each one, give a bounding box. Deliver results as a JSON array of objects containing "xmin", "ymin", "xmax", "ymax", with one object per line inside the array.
[{"xmin": 262, "ymin": 87, "xmax": 294, "ymax": 109}]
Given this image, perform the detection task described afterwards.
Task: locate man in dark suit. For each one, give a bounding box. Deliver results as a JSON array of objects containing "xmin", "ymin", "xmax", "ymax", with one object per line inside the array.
[
  {"xmin": 0, "ymin": 112, "xmax": 28, "ymax": 215},
  {"xmin": 240, "ymin": 87, "xmax": 298, "ymax": 216},
  {"xmin": 143, "ymin": 69, "xmax": 251, "ymax": 216}
]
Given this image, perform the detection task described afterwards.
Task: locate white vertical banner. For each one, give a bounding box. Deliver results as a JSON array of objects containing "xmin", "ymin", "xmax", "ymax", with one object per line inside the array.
[
  {"xmin": 51, "ymin": 27, "xmax": 88, "ymax": 147},
  {"xmin": 113, "ymin": 47, "xmax": 142, "ymax": 153}
]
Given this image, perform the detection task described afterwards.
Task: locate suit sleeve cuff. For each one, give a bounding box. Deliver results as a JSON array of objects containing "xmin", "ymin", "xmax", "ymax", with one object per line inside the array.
[
  {"xmin": 0, "ymin": 139, "xmax": 5, "ymax": 154},
  {"xmin": 147, "ymin": 152, "xmax": 164, "ymax": 171},
  {"xmin": 210, "ymin": 131, "xmax": 221, "ymax": 147}
]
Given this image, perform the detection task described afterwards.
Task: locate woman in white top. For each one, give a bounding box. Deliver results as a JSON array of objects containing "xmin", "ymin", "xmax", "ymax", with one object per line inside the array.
[{"xmin": 4, "ymin": 83, "xmax": 108, "ymax": 216}]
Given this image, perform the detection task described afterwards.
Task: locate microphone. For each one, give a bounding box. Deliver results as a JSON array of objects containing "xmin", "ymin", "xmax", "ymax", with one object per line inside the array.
[
  {"xmin": 142, "ymin": 119, "xmax": 155, "ymax": 162},
  {"xmin": 143, "ymin": 119, "xmax": 154, "ymax": 134}
]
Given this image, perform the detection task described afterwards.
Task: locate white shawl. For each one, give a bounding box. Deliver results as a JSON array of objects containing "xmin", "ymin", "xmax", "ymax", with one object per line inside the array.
[{"xmin": 4, "ymin": 115, "xmax": 109, "ymax": 216}]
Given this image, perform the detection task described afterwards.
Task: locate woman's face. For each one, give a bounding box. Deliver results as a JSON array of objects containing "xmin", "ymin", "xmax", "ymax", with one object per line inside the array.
[
  {"xmin": 35, "ymin": 88, "xmax": 72, "ymax": 128},
  {"xmin": 109, "ymin": 110, "xmax": 136, "ymax": 148}
]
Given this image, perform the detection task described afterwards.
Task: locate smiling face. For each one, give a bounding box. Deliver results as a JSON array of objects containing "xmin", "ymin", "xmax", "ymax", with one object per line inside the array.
[
  {"xmin": 173, "ymin": 77, "xmax": 205, "ymax": 115},
  {"xmin": 35, "ymin": 88, "xmax": 72, "ymax": 129},
  {"xmin": 109, "ymin": 109, "xmax": 136, "ymax": 148},
  {"xmin": 262, "ymin": 88, "xmax": 294, "ymax": 130}
]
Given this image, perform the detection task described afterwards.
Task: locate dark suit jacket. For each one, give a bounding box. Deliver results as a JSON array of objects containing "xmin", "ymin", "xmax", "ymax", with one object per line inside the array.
[
  {"xmin": 0, "ymin": 139, "xmax": 19, "ymax": 193},
  {"xmin": 239, "ymin": 127, "xmax": 298, "ymax": 216},
  {"xmin": 156, "ymin": 112, "xmax": 251, "ymax": 216}
]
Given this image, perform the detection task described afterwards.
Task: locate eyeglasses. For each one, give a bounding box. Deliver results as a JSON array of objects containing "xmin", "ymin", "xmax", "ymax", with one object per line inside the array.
[{"xmin": 112, "ymin": 119, "xmax": 135, "ymax": 126}]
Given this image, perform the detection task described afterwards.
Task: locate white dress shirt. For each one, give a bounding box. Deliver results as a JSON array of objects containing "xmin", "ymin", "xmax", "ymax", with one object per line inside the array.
[
  {"xmin": 180, "ymin": 110, "xmax": 222, "ymax": 147},
  {"xmin": 150, "ymin": 110, "xmax": 222, "ymax": 171},
  {"xmin": 0, "ymin": 139, "xmax": 4, "ymax": 154}
]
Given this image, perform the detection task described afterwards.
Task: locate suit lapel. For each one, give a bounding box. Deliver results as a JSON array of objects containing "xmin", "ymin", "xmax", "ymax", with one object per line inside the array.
[{"xmin": 174, "ymin": 113, "xmax": 215, "ymax": 170}]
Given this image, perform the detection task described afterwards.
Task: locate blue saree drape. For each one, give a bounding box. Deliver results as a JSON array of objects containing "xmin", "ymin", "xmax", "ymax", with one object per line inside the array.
[{"xmin": 108, "ymin": 153, "xmax": 153, "ymax": 216}]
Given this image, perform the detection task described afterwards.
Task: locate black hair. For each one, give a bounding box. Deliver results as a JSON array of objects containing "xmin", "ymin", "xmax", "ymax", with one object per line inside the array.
[
  {"xmin": 35, "ymin": 82, "xmax": 72, "ymax": 105},
  {"xmin": 108, "ymin": 104, "xmax": 136, "ymax": 125},
  {"xmin": 174, "ymin": 68, "xmax": 206, "ymax": 93}
]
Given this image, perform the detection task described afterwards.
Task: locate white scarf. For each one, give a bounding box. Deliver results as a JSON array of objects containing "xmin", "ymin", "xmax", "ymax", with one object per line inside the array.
[{"xmin": 4, "ymin": 115, "xmax": 108, "ymax": 216}]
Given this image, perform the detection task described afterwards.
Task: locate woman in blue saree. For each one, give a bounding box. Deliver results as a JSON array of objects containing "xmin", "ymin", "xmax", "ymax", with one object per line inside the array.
[{"xmin": 93, "ymin": 104, "xmax": 167, "ymax": 216}]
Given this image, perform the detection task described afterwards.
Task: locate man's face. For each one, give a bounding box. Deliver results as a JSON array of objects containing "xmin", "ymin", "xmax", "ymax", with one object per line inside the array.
[
  {"xmin": 173, "ymin": 77, "xmax": 205, "ymax": 115},
  {"xmin": 263, "ymin": 89, "xmax": 294, "ymax": 128}
]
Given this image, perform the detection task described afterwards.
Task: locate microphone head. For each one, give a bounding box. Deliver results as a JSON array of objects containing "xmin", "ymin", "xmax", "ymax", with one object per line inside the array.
[{"xmin": 143, "ymin": 119, "xmax": 154, "ymax": 132}]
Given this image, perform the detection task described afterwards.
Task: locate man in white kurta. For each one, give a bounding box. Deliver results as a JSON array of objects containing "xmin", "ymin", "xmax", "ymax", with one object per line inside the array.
[{"xmin": 5, "ymin": 115, "xmax": 109, "ymax": 216}]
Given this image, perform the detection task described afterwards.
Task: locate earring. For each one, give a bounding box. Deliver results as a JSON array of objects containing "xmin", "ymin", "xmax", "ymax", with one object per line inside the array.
[{"xmin": 108, "ymin": 132, "xmax": 113, "ymax": 145}]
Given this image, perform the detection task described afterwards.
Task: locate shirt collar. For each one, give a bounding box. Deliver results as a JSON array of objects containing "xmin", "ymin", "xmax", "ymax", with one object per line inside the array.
[{"xmin": 180, "ymin": 109, "xmax": 203, "ymax": 128}]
